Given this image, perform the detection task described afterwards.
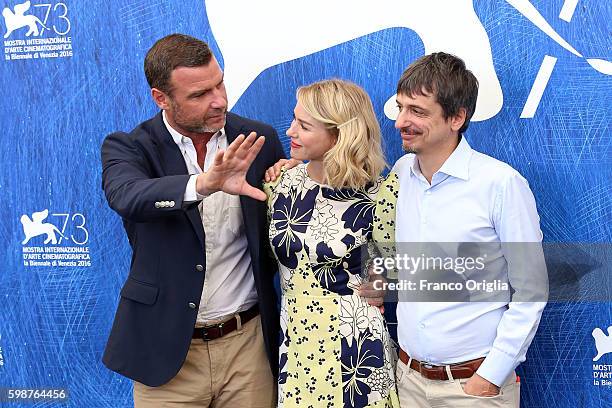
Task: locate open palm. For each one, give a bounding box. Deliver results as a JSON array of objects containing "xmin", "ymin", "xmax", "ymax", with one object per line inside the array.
[{"xmin": 196, "ymin": 132, "xmax": 267, "ymax": 201}]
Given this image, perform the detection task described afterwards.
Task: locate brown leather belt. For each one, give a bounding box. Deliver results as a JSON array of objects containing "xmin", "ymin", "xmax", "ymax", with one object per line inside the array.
[
  {"xmin": 193, "ymin": 305, "xmax": 259, "ymax": 341},
  {"xmin": 399, "ymin": 348, "xmax": 484, "ymax": 381}
]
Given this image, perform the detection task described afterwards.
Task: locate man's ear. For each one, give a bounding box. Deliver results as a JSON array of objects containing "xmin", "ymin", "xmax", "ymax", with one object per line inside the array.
[
  {"xmin": 450, "ymin": 107, "xmax": 467, "ymax": 132},
  {"xmin": 151, "ymin": 88, "xmax": 171, "ymax": 110}
]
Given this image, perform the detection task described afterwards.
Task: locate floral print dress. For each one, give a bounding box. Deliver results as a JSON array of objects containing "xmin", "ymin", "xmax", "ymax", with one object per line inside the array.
[{"xmin": 264, "ymin": 164, "xmax": 399, "ymax": 408}]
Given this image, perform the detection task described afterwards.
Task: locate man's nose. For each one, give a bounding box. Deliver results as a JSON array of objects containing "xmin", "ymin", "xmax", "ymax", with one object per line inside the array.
[
  {"xmin": 210, "ymin": 89, "xmax": 227, "ymax": 109},
  {"xmin": 395, "ymin": 110, "xmax": 409, "ymax": 129}
]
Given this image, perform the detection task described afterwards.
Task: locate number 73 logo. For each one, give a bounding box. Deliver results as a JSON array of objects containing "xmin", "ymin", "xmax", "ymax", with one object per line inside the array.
[
  {"xmin": 20, "ymin": 210, "xmax": 88, "ymax": 245},
  {"xmin": 33, "ymin": 2, "xmax": 70, "ymax": 36}
]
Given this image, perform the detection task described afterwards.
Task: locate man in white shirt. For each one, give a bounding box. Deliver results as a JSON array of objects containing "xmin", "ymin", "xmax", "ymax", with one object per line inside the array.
[
  {"xmin": 101, "ymin": 34, "xmax": 285, "ymax": 407},
  {"xmin": 392, "ymin": 52, "xmax": 548, "ymax": 407}
]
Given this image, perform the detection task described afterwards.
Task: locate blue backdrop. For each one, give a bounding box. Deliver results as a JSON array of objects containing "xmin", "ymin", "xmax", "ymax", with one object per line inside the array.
[{"xmin": 0, "ymin": 0, "xmax": 610, "ymax": 406}]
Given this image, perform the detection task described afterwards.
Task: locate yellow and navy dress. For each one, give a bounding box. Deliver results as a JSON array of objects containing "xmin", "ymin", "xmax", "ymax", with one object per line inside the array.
[{"xmin": 264, "ymin": 164, "xmax": 399, "ymax": 408}]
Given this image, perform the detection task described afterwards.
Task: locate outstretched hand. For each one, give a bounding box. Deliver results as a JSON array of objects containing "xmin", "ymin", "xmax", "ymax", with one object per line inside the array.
[{"xmin": 196, "ymin": 132, "xmax": 266, "ymax": 201}]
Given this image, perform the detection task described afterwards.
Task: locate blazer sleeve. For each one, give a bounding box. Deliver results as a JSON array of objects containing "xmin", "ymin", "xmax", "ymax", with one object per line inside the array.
[{"xmin": 101, "ymin": 132, "xmax": 193, "ymax": 222}]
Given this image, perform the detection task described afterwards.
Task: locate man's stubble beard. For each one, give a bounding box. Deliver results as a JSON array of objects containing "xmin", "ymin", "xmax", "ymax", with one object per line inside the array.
[
  {"xmin": 402, "ymin": 142, "xmax": 417, "ymax": 155},
  {"xmin": 198, "ymin": 118, "xmax": 226, "ymax": 134},
  {"xmin": 171, "ymin": 99, "xmax": 226, "ymax": 134},
  {"xmin": 178, "ymin": 118, "xmax": 226, "ymax": 134}
]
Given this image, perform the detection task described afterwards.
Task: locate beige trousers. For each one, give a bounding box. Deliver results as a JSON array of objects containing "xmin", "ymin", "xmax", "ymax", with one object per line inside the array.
[
  {"xmin": 133, "ymin": 315, "xmax": 275, "ymax": 408},
  {"xmin": 396, "ymin": 359, "xmax": 520, "ymax": 408}
]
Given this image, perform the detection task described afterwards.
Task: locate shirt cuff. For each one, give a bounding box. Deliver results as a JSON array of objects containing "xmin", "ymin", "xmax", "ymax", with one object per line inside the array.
[
  {"xmin": 184, "ymin": 174, "xmax": 207, "ymax": 202},
  {"xmin": 476, "ymin": 347, "xmax": 517, "ymax": 387}
]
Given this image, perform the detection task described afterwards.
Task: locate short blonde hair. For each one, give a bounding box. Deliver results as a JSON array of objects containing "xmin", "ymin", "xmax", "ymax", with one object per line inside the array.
[{"xmin": 297, "ymin": 79, "xmax": 386, "ymax": 189}]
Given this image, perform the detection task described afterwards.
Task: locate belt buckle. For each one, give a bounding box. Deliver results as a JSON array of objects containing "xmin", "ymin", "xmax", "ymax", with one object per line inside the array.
[
  {"xmin": 217, "ymin": 322, "xmax": 224, "ymax": 338},
  {"xmin": 202, "ymin": 322, "xmax": 224, "ymax": 341},
  {"xmin": 420, "ymin": 361, "xmax": 435, "ymax": 370},
  {"xmin": 418, "ymin": 361, "xmax": 437, "ymax": 378}
]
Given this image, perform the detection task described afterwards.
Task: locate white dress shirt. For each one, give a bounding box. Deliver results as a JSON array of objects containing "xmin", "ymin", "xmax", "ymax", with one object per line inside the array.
[
  {"xmin": 394, "ymin": 136, "xmax": 547, "ymax": 386},
  {"xmin": 163, "ymin": 112, "xmax": 258, "ymax": 324}
]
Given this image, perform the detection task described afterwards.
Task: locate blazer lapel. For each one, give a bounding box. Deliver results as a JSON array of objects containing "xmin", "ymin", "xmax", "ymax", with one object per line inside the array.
[
  {"xmin": 152, "ymin": 114, "xmax": 189, "ymax": 176},
  {"xmin": 152, "ymin": 112, "xmax": 205, "ymax": 247},
  {"xmin": 225, "ymin": 114, "xmax": 261, "ymax": 256},
  {"xmin": 225, "ymin": 115, "xmax": 259, "ymax": 188}
]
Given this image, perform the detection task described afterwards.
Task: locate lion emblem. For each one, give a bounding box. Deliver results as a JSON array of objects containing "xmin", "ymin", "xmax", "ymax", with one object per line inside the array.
[
  {"xmin": 20, "ymin": 209, "xmax": 64, "ymax": 245},
  {"xmin": 3, "ymin": 1, "xmax": 48, "ymax": 38}
]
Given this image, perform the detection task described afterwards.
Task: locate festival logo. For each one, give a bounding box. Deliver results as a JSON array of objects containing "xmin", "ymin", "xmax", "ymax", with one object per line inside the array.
[
  {"xmin": 593, "ymin": 326, "xmax": 612, "ymax": 362},
  {"xmin": 21, "ymin": 209, "xmax": 62, "ymax": 245},
  {"xmin": 2, "ymin": 0, "xmax": 72, "ymax": 61},
  {"xmin": 592, "ymin": 326, "xmax": 612, "ymax": 387},
  {"xmin": 3, "ymin": 1, "xmax": 46, "ymax": 38},
  {"xmin": 20, "ymin": 209, "xmax": 91, "ymax": 268}
]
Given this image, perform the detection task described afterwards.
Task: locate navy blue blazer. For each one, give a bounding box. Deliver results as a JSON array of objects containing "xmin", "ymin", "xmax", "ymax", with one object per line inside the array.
[{"xmin": 101, "ymin": 112, "xmax": 284, "ymax": 386}]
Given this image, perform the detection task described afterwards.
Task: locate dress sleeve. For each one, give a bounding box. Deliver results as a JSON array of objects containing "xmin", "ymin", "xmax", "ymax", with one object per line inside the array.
[{"xmin": 372, "ymin": 173, "xmax": 399, "ymax": 279}]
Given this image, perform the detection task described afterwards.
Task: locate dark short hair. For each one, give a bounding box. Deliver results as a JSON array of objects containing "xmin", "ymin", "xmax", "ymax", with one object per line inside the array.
[
  {"xmin": 397, "ymin": 52, "xmax": 478, "ymax": 134},
  {"xmin": 144, "ymin": 33, "xmax": 213, "ymax": 95}
]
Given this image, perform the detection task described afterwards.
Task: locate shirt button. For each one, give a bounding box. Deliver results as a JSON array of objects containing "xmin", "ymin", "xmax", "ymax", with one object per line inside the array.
[
  {"xmin": 195, "ymin": 264, "xmax": 204, "ymax": 272},
  {"xmin": 420, "ymin": 323, "xmax": 426, "ymax": 329},
  {"xmin": 188, "ymin": 302, "xmax": 197, "ymax": 309},
  {"xmin": 426, "ymin": 190, "xmax": 432, "ymax": 195},
  {"xmin": 421, "ymin": 218, "xmax": 428, "ymax": 225}
]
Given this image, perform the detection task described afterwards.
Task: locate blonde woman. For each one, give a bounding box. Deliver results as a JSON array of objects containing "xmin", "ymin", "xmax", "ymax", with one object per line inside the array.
[{"xmin": 264, "ymin": 79, "xmax": 399, "ymax": 408}]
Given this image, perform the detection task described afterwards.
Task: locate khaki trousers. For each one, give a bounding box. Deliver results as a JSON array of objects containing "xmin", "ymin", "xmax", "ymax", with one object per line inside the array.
[
  {"xmin": 396, "ymin": 359, "xmax": 520, "ymax": 408},
  {"xmin": 134, "ymin": 315, "xmax": 275, "ymax": 408}
]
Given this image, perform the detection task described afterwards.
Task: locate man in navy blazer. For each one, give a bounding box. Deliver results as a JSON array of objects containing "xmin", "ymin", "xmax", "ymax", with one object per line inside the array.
[{"xmin": 101, "ymin": 34, "xmax": 284, "ymax": 407}]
